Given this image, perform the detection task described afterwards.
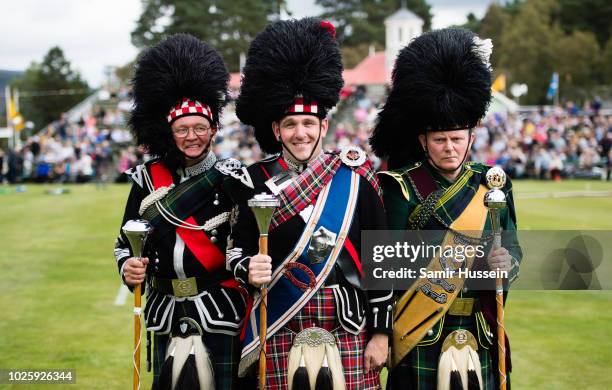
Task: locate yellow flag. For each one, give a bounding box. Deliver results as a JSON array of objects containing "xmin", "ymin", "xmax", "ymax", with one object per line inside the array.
[
  {"xmin": 7, "ymin": 96, "xmax": 25, "ymax": 132},
  {"xmin": 491, "ymin": 74, "xmax": 506, "ymax": 93}
]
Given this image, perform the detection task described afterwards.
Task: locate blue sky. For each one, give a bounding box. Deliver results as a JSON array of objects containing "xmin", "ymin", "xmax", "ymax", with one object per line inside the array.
[{"xmin": 0, "ymin": 0, "xmax": 494, "ymax": 87}]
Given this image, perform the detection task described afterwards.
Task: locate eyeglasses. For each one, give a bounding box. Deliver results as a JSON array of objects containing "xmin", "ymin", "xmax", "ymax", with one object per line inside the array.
[{"xmin": 172, "ymin": 126, "xmax": 212, "ymax": 138}]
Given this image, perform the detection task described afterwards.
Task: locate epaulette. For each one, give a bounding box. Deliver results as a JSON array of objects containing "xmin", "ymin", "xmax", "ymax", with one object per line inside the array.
[
  {"xmin": 254, "ymin": 153, "xmax": 281, "ymax": 165},
  {"xmin": 395, "ymin": 160, "xmax": 423, "ymax": 174},
  {"xmin": 124, "ymin": 158, "xmax": 159, "ymax": 188},
  {"xmin": 377, "ymin": 160, "xmax": 425, "ymax": 202},
  {"xmin": 215, "ymin": 158, "xmax": 254, "ymax": 188},
  {"xmin": 377, "ymin": 170, "xmax": 411, "ymax": 202},
  {"xmin": 464, "ymin": 161, "xmax": 489, "ymax": 174}
]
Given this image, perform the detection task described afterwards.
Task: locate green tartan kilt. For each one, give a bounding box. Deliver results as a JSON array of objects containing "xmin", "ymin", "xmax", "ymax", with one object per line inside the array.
[{"xmin": 388, "ymin": 314, "xmax": 501, "ymax": 390}]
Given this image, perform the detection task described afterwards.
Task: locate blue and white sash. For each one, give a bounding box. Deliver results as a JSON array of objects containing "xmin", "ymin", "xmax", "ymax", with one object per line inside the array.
[{"xmin": 239, "ymin": 165, "xmax": 360, "ymax": 373}]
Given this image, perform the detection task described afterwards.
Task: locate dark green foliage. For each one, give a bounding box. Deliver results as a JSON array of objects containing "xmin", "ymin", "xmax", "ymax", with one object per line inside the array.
[
  {"xmin": 460, "ymin": 13, "xmax": 482, "ymax": 34},
  {"xmin": 457, "ymin": 0, "xmax": 611, "ymax": 104},
  {"xmin": 602, "ymin": 39, "xmax": 612, "ymax": 84},
  {"xmin": 477, "ymin": 4, "xmax": 512, "ymax": 69},
  {"xmin": 316, "ymin": 0, "xmax": 432, "ymax": 47},
  {"xmin": 11, "ymin": 47, "xmax": 89, "ymax": 129},
  {"xmin": 557, "ymin": 0, "xmax": 612, "ymax": 47},
  {"xmin": 131, "ymin": 0, "xmax": 281, "ymax": 72},
  {"xmin": 498, "ymin": 0, "xmax": 561, "ymax": 104}
]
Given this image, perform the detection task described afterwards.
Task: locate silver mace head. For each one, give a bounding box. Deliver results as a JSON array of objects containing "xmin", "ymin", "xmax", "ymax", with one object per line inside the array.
[
  {"xmin": 484, "ymin": 166, "xmax": 507, "ymax": 210},
  {"xmin": 248, "ymin": 193, "xmax": 280, "ymax": 235},
  {"xmin": 122, "ymin": 219, "xmax": 153, "ymax": 258}
]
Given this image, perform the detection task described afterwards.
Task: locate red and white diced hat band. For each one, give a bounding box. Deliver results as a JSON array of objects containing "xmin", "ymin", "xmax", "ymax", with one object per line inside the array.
[
  {"xmin": 168, "ymin": 96, "xmax": 318, "ymax": 124},
  {"xmin": 286, "ymin": 96, "xmax": 318, "ymax": 115},
  {"xmin": 167, "ymin": 98, "xmax": 213, "ymax": 123}
]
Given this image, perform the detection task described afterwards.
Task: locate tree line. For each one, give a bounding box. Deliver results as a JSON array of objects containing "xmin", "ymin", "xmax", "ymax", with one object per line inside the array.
[
  {"xmin": 9, "ymin": 0, "xmax": 611, "ymax": 130},
  {"xmin": 461, "ymin": 0, "xmax": 612, "ymax": 104}
]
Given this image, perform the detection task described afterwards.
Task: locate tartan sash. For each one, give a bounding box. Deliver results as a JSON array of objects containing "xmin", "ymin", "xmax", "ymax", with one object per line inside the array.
[
  {"xmin": 392, "ymin": 174, "xmax": 489, "ymax": 367},
  {"xmin": 405, "ymin": 164, "xmax": 485, "ymax": 230},
  {"xmin": 239, "ymin": 165, "xmax": 361, "ymax": 375},
  {"xmin": 271, "ymin": 153, "xmax": 381, "ymax": 230},
  {"xmin": 146, "ymin": 162, "xmax": 226, "ymax": 273},
  {"xmin": 141, "ymin": 163, "xmax": 223, "ymax": 235},
  {"xmin": 271, "ymin": 153, "xmax": 341, "ymax": 229}
]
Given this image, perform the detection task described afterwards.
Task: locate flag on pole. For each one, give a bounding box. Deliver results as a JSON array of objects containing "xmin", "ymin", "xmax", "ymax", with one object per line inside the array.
[
  {"xmin": 491, "ymin": 73, "xmax": 506, "ymax": 93},
  {"xmin": 546, "ymin": 72, "xmax": 559, "ymax": 101},
  {"xmin": 7, "ymin": 94, "xmax": 25, "ymax": 132}
]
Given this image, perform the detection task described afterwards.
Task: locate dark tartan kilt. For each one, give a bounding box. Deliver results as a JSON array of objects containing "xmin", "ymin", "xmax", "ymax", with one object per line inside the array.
[
  {"xmin": 387, "ymin": 314, "xmax": 500, "ymax": 390},
  {"xmin": 264, "ymin": 287, "xmax": 381, "ymax": 390},
  {"xmin": 152, "ymin": 328, "xmax": 242, "ymax": 390}
]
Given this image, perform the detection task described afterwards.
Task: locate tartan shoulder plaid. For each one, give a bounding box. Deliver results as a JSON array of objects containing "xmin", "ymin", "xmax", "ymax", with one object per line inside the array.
[
  {"xmin": 270, "ymin": 152, "xmax": 382, "ymax": 230},
  {"xmin": 141, "ymin": 162, "xmax": 223, "ymax": 235},
  {"xmin": 402, "ymin": 163, "xmax": 484, "ymax": 231},
  {"xmin": 271, "ymin": 153, "xmax": 341, "ymax": 229},
  {"xmin": 352, "ymin": 158, "xmax": 382, "ymax": 199}
]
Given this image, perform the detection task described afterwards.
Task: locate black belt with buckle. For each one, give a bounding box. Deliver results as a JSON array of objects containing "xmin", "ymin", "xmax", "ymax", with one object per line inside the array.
[{"xmin": 151, "ymin": 274, "xmax": 225, "ymax": 298}]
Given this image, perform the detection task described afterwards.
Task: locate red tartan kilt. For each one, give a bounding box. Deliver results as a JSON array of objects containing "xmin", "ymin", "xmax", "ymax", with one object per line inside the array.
[{"xmin": 264, "ymin": 287, "xmax": 380, "ymax": 389}]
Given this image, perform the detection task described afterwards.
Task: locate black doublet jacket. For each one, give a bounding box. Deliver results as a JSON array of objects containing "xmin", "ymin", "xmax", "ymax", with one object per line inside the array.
[
  {"xmin": 224, "ymin": 153, "xmax": 394, "ymax": 335},
  {"xmin": 114, "ymin": 156, "xmax": 247, "ymax": 336}
]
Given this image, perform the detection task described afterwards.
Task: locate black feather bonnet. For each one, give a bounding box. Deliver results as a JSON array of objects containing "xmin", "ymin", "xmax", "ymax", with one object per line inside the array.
[
  {"xmin": 129, "ymin": 34, "xmax": 229, "ymax": 168},
  {"xmin": 236, "ymin": 18, "xmax": 344, "ymax": 154},
  {"xmin": 370, "ymin": 28, "xmax": 492, "ymax": 169}
]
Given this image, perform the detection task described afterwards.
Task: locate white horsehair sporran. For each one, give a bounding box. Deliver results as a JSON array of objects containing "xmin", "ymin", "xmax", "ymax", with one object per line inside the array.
[
  {"xmin": 437, "ymin": 329, "xmax": 482, "ymax": 390},
  {"xmin": 287, "ymin": 327, "xmax": 345, "ymax": 390}
]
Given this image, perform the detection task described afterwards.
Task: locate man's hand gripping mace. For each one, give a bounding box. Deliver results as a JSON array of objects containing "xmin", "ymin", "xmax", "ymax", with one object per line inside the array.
[
  {"xmin": 122, "ymin": 219, "xmax": 153, "ymax": 390},
  {"xmin": 248, "ymin": 193, "xmax": 280, "ymax": 389}
]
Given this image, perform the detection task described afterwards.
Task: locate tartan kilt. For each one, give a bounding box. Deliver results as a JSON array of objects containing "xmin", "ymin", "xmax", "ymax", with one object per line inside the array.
[
  {"xmin": 152, "ymin": 330, "xmax": 242, "ymax": 390},
  {"xmin": 263, "ymin": 287, "xmax": 381, "ymax": 390},
  {"xmin": 387, "ymin": 314, "xmax": 499, "ymax": 390}
]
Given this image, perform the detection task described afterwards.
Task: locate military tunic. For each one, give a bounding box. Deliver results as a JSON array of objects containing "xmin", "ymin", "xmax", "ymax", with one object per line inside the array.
[
  {"xmin": 381, "ymin": 160, "xmax": 521, "ymax": 390},
  {"xmin": 114, "ymin": 154, "xmax": 248, "ymax": 389},
  {"xmin": 225, "ymin": 152, "xmax": 394, "ymax": 389}
]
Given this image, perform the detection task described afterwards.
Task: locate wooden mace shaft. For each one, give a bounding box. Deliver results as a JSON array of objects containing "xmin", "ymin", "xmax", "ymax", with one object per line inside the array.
[
  {"xmin": 258, "ymin": 235, "xmax": 269, "ymax": 390},
  {"xmin": 492, "ymin": 233, "xmax": 507, "ymax": 390},
  {"xmin": 133, "ymin": 284, "xmax": 142, "ymax": 390},
  {"xmin": 496, "ymin": 277, "xmax": 507, "ymax": 390}
]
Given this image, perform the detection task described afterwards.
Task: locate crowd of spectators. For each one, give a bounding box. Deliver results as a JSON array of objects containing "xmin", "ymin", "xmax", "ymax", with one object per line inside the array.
[
  {"xmin": 326, "ymin": 93, "xmax": 612, "ymax": 181},
  {"xmin": 1, "ymin": 102, "xmax": 140, "ymax": 184},
  {"xmin": 2, "ymin": 90, "xmax": 611, "ymax": 184},
  {"xmin": 473, "ymin": 105, "xmax": 611, "ymax": 180}
]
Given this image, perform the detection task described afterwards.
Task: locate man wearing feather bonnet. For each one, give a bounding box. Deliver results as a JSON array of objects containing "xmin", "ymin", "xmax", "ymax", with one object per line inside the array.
[
  {"xmin": 224, "ymin": 17, "xmax": 394, "ymax": 390},
  {"xmin": 114, "ymin": 34, "xmax": 249, "ymax": 389},
  {"xmin": 371, "ymin": 28, "xmax": 522, "ymax": 390}
]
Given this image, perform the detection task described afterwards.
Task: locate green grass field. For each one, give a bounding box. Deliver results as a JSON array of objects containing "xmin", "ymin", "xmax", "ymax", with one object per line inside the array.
[{"xmin": 0, "ymin": 180, "xmax": 611, "ymax": 389}]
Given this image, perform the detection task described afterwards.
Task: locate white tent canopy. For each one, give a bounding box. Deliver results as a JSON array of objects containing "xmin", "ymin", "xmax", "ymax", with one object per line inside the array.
[{"xmin": 487, "ymin": 91, "xmax": 519, "ymax": 117}]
